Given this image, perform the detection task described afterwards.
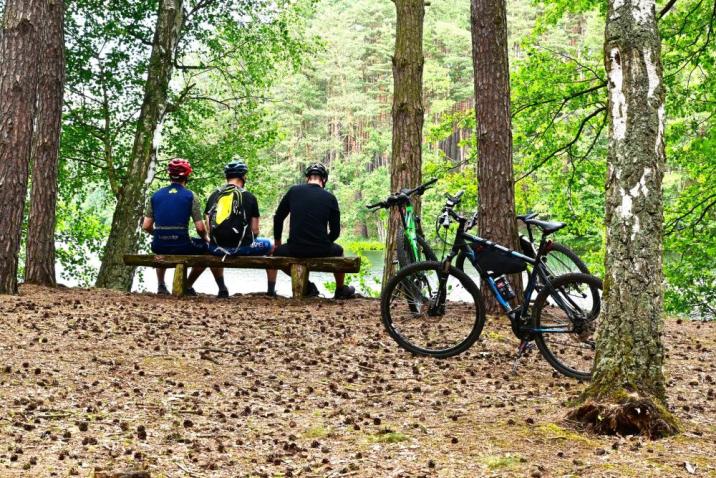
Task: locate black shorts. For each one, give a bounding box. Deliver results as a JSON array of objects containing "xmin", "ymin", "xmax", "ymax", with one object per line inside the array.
[
  {"xmin": 151, "ymin": 237, "xmax": 208, "ymax": 255},
  {"xmin": 273, "ymin": 242, "xmax": 343, "ymax": 258}
]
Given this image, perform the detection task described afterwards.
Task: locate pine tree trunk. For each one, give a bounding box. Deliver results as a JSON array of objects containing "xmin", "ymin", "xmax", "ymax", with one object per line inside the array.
[
  {"xmin": 382, "ymin": 0, "xmax": 425, "ymax": 287},
  {"xmin": 95, "ymin": 0, "xmax": 184, "ymax": 290},
  {"xmin": 569, "ymin": 0, "xmax": 678, "ymax": 438},
  {"xmin": 25, "ymin": 0, "xmax": 65, "ymax": 287},
  {"xmin": 470, "ymin": 0, "xmax": 521, "ymax": 313},
  {"xmin": 0, "ymin": 0, "xmax": 44, "ymax": 294}
]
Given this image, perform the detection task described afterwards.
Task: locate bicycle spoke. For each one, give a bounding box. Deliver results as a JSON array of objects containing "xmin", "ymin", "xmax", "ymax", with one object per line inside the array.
[
  {"xmin": 383, "ymin": 263, "xmax": 483, "ymax": 356},
  {"xmin": 534, "ymin": 273, "xmax": 602, "ymax": 380}
]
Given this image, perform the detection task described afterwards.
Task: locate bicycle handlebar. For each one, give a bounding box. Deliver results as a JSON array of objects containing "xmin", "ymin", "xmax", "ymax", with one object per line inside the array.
[{"xmin": 365, "ymin": 177, "xmax": 438, "ymax": 210}]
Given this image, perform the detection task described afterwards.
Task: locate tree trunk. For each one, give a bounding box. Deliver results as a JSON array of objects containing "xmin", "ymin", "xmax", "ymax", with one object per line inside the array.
[
  {"xmin": 470, "ymin": 0, "xmax": 521, "ymax": 313},
  {"xmin": 0, "ymin": 0, "xmax": 44, "ymax": 294},
  {"xmin": 568, "ymin": 0, "xmax": 678, "ymax": 438},
  {"xmin": 25, "ymin": 0, "xmax": 66, "ymax": 287},
  {"xmin": 382, "ymin": 0, "xmax": 425, "ymax": 287},
  {"xmin": 95, "ymin": 0, "xmax": 184, "ymax": 290}
]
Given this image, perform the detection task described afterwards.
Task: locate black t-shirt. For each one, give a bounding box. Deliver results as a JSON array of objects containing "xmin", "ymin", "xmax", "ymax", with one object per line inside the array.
[
  {"xmin": 273, "ymin": 183, "xmax": 340, "ymax": 248},
  {"xmin": 204, "ymin": 186, "xmax": 259, "ymax": 247}
]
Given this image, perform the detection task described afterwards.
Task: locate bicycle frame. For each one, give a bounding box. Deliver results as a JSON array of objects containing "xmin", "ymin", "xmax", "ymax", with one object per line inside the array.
[
  {"xmin": 440, "ymin": 216, "xmax": 580, "ymax": 337},
  {"xmin": 400, "ymin": 204, "xmax": 421, "ymax": 262}
]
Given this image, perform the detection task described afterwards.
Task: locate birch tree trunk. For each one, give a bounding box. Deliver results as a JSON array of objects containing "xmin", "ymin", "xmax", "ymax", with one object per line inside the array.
[
  {"xmin": 25, "ymin": 0, "xmax": 66, "ymax": 287},
  {"xmin": 0, "ymin": 0, "xmax": 44, "ymax": 294},
  {"xmin": 382, "ymin": 0, "xmax": 425, "ymax": 287},
  {"xmin": 569, "ymin": 0, "xmax": 678, "ymax": 438},
  {"xmin": 470, "ymin": 0, "xmax": 521, "ymax": 313},
  {"xmin": 95, "ymin": 0, "xmax": 184, "ymax": 290}
]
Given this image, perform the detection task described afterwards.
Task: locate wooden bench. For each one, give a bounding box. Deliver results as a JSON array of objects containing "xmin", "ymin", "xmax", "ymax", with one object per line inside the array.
[{"xmin": 123, "ymin": 254, "xmax": 361, "ymax": 298}]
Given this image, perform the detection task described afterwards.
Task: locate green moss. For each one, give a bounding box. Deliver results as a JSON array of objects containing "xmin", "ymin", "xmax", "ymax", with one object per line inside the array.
[
  {"xmin": 368, "ymin": 429, "xmax": 410, "ymax": 443},
  {"xmin": 303, "ymin": 425, "xmax": 330, "ymax": 438},
  {"xmin": 536, "ymin": 423, "xmax": 597, "ymax": 445},
  {"xmin": 481, "ymin": 453, "xmax": 522, "ymax": 470}
]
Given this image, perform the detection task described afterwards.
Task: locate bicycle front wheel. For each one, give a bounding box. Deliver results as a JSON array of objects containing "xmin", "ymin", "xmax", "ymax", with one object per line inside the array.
[
  {"xmin": 381, "ymin": 261, "xmax": 485, "ymax": 358},
  {"xmin": 396, "ymin": 227, "xmax": 437, "ymax": 268},
  {"xmin": 531, "ymin": 272, "xmax": 603, "ymax": 380}
]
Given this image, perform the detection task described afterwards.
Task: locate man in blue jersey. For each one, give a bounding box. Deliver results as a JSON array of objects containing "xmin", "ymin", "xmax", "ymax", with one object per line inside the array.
[{"xmin": 142, "ymin": 158, "xmax": 209, "ymax": 295}]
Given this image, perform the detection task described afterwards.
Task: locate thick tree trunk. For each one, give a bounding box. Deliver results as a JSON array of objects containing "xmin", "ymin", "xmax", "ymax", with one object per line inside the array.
[
  {"xmin": 95, "ymin": 0, "xmax": 184, "ymax": 290},
  {"xmin": 25, "ymin": 0, "xmax": 66, "ymax": 287},
  {"xmin": 470, "ymin": 0, "xmax": 521, "ymax": 313},
  {"xmin": 0, "ymin": 0, "xmax": 44, "ymax": 294},
  {"xmin": 569, "ymin": 0, "xmax": 678, "ymax": 438},
  {"xmin": 382, "ymin": 0, "xmax": 425, "ymax": 287}
]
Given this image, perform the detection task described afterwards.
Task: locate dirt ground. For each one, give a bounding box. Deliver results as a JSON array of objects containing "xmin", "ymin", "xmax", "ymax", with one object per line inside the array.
[{"xmin": 0, "ymin": 285, "xmax": 714, "ymax": 478}]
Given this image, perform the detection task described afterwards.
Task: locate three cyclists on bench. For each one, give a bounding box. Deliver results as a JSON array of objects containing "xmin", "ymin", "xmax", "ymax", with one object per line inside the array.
[{"xmin": 142, "ymin": 159, "xmax": 355, "ymax": 299}]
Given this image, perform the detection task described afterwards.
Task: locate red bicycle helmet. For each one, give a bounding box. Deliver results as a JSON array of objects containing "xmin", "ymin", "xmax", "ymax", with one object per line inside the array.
[{"xmin": 167, "ymin": 158, "xmax": 192, "ymax": 180}]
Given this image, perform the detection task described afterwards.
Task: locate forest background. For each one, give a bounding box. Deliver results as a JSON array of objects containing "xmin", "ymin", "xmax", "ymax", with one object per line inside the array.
[{"xmin": 16, "ymin": 0, "xmax": 715, "ymax": 316}]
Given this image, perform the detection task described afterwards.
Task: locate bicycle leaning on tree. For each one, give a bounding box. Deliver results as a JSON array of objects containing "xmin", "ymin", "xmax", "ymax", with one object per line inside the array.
[
  {"xmin": 368, "ymin": 178, "xmax": 591, "ymax": 283},
  {"xmin": 379, "ymin": 190, "xmax": 603, "ymax": 380},
  {"xmin": 366, "ymin": 178, "xmax": 438, "ymax": 267}
]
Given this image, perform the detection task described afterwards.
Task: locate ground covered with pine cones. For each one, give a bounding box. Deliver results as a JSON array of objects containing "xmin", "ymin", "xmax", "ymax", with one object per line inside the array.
[{"xmin": 0, "ymin": 285, "xmax": 714, "ymax": 477}]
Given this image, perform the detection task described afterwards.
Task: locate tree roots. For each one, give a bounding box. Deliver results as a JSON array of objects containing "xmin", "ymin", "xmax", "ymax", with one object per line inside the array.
[{"xmin": 567, "ymin": 394, "xmax": 679, "ymax": 439}]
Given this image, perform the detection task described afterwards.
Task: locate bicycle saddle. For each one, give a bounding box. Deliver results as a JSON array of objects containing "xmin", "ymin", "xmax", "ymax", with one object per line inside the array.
[{"xmin": 523, "ymin": 218, "xmax": 565, "ymax": 235}]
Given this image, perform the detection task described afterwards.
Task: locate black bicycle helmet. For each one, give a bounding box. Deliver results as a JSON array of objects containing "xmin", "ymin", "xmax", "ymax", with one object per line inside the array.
[
  {"xmin": 225, "ymin": 159, "xmax": 249, "ymax": 178},
  {"xmin": 305, "ymin": 162, "xmax": 329, "ymax": 181}
]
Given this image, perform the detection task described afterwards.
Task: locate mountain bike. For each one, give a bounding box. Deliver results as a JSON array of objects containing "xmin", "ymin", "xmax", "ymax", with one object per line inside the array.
[
  {"xmin": 367, "ymin": 178, "xmax": 438, "ymax": 267},
  {"xmin": 368, "ymin": 179, "xmax": 589, "ymax": 282},
  {"xmin": 456, "ymin": 212, "xmax": 590, "ymax": 286},
  {"xmin": 380, "ymin": 190, "xmax": 602, "ymax": 380}
]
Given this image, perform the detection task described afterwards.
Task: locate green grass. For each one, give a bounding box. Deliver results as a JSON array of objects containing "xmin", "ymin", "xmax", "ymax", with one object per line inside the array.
[{"xmin": 342, "ymin": 239, "xmax": 384, "ymax": 252}]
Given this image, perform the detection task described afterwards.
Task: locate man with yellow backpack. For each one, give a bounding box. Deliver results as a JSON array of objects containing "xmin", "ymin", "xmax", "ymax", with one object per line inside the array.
[{"xmin": 185, "ymin": 159, "xmax": 272, "ymax": 298}]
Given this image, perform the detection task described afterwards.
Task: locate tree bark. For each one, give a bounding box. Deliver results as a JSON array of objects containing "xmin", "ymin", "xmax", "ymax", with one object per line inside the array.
[
  {"xmin": 25, "ymin": 0, "xmax": 66, "ymax": 287},
  {"xmin": 470, "ymin": 0, "xmax": 521, "ymax": 313},
  {"xmin": 382, "ymin": 0, "xmax": 425, "ymax": 287},
  {"xmin": 0, "ymin": 0, "xmax": 45, "ymax": 294},
  {"xmin": 569, "ymin": 0, "xmax": 678, "ymax": 438},
  {"xmin": 95, "ymin": 0, "xmax": 184, "ymax": 290}
]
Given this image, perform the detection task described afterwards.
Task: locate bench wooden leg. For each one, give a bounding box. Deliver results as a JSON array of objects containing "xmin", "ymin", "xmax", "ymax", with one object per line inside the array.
[
  {"xmin": 172, "ymin": 263, "xmax": 187, "ymax": 297},
  {"xmin": 290, "ymin": 264, "xmax": 308, "ymax": 299}
]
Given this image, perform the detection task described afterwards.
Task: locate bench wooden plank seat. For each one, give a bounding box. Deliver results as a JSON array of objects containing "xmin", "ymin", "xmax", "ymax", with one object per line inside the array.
[{"xmin": 123, "ymin": 254, "xmax": 361, "ymax": 298}]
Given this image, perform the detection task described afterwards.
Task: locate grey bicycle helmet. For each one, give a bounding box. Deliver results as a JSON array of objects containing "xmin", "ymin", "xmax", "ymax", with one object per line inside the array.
[{"xmin": 225, "ymin": 159, "xmax": 249, "ymax": 179}]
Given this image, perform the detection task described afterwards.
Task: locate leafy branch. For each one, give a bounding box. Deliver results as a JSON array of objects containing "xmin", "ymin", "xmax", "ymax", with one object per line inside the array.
[{"xmin": 515, "ymin": 105, "xmax": 607, "ymax": 183}]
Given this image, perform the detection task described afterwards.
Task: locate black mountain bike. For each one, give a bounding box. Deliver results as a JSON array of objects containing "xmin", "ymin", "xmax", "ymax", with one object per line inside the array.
[
  {"xmin": 368, "ymin": 179, "xmax": 589, "ymax": 280},
  {"xmin": 380, "ymin": 191, "xmax": 602, "ymax": 380},
  {"xmin": 456, "ymin": 212, "xmax": 590, "ymax": 283}
]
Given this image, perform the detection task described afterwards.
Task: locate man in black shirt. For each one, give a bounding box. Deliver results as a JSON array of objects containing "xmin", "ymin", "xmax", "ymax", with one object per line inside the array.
[
  {"xmin": 270, "ymin": 163, "xmax": 355, "ymax": 299},
  {"xmin": 185, "ymin": 160, "xmax": 272, "ymax": 298}
]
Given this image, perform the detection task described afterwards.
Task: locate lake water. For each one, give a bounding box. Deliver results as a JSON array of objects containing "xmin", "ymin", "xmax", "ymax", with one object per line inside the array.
[{"xmin": 56, "ymin": 248, "xmax": 491, "ymax": 298}]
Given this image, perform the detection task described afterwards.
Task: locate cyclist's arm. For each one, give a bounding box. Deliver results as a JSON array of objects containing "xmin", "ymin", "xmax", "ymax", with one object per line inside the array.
[
  {"xmin": 273, "ymin": 190, "xmax": 291, "ymax": 243},
  {"xmin": 195, "ymin": 220, "xmax": 209, "ymax": 241},
  {"xmin": 191, "ymin": 193, "xmax": 209, "ymax": 241},
  {"xmin": 328, "ymin": 196, "xmax": 340, "ymax": 242},
  {"xmin": 142, "ymin": 217, "xmax": 154, "ymax": 234},
  {"xmin": 250, "ymin": 194, "xmax": 260, "ymax": 236},
  {"xmin": 142, "ymin": 200, "xmax": 154, "ymax": 234}
]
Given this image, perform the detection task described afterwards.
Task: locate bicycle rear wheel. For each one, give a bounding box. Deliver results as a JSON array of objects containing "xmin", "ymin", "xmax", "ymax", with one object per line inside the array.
[
  {"xmin": 381, "ymin": 261, "xmax": 485, "ymax": 358},
  {"xmin": 542, "ymin": 243, "xmax": 590, "ymax": 276},
  {"xmin": 531, "ymin": 272, "xmax": 602, "ymax": 380}
]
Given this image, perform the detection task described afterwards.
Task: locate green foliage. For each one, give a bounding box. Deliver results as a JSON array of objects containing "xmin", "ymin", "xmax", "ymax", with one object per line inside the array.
[{"xmin": 15, "ymin": 0, "xmax": 713, "ymax": 312}]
